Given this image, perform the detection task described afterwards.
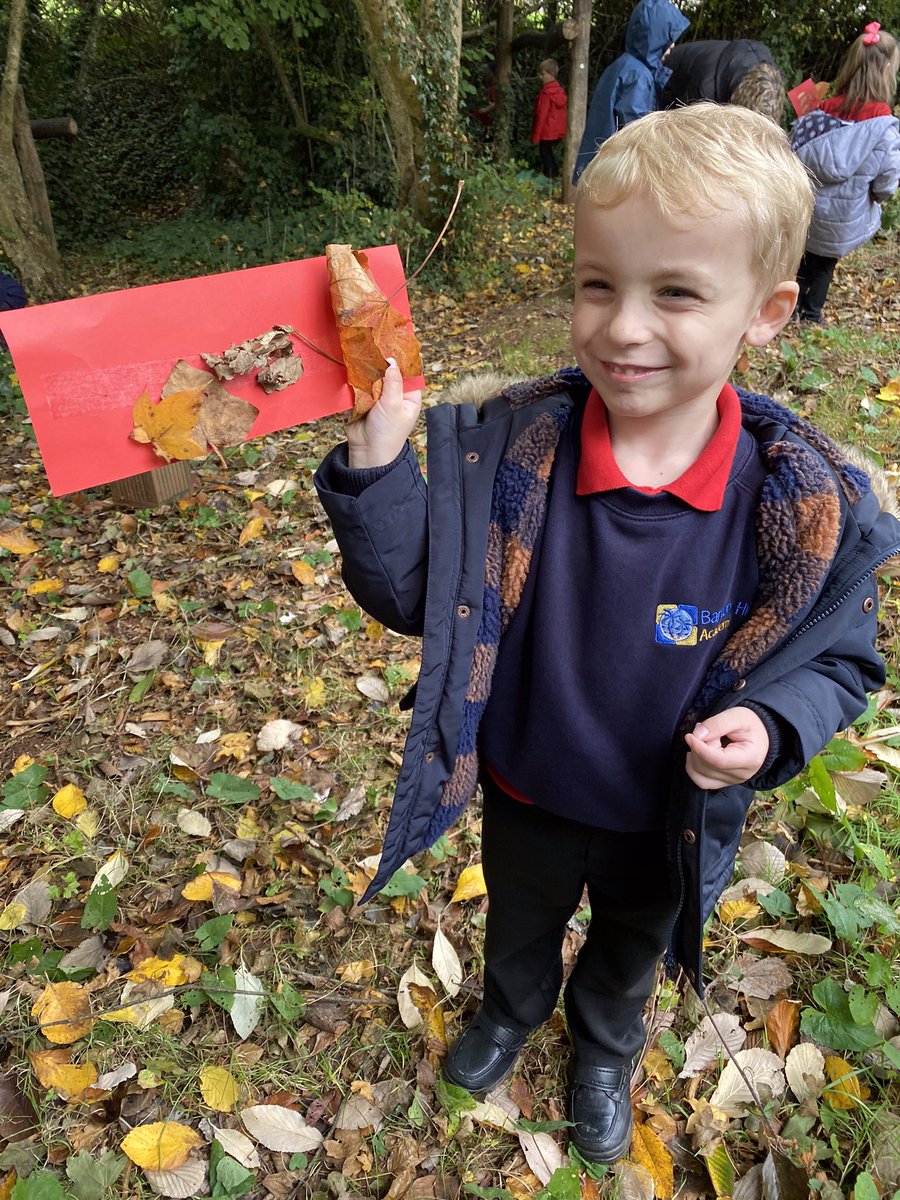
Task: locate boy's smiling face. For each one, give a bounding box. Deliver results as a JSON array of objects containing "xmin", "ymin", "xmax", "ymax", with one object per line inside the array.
[{"xmin": 573, "ymin": 191, "xmax": 795, "ymax": 430}]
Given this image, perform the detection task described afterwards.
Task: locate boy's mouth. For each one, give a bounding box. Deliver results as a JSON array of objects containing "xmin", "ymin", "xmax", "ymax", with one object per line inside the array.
[{"xmin": 601, "ymin": 361, "xmax": 664, "ymax": 380}]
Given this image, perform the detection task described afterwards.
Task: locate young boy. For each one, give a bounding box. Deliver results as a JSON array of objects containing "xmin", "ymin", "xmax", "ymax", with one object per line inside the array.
[
  {"xmin": 531, "ymin": 58, "xmax": 568, "ymax": 179},
  {"xmin": 314, "ymin": 104, "xmax": 900, "ymax": 1164}
]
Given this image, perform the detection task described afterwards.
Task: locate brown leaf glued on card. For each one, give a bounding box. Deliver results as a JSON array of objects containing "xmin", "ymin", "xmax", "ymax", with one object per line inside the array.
[
  {"xmin": 131, "ymin": 360, "xmax": 260, "ymax": 462},
  {"xmin": 325, "ymin": 244, "xmax": 422, "ymax": 420}
]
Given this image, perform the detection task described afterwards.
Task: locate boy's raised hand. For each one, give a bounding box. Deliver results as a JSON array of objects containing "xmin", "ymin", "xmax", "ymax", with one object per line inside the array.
[
  {"xmin": 347, "ymin": 359, "xmax": 423, "ymax": 470},
  {"xmin": 684, "ymin": 707, "xmax": 770, "ymax": 790}
]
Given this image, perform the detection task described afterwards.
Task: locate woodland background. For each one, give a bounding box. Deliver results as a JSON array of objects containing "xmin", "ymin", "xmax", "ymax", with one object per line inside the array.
[{"xmin": 2, "ymin": 4, "xmax": 900, "ymax": 1200}]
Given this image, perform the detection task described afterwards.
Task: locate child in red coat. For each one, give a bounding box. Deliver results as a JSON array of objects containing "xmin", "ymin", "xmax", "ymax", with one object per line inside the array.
[{"xmin": 532, "ymin": 59, "xmax": 568, "ymax": 178}]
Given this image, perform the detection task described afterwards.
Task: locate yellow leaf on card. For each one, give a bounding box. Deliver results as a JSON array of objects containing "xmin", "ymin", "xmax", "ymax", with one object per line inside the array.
[
  {"xmin": 121, "ymin": 1120, "xmax": 203, "ymax": 1170},
  {"xmin": 52, "ymin": 784, "xmax": 87, "ymax": 819},
  {"xmin": 450, "ymin": 863, "xmax": 487, "ymax": 902}
]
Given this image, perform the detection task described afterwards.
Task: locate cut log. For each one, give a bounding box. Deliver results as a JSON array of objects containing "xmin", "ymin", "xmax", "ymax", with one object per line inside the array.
[{"xmin": 29, "ymin": 116, "xmax": 78, "ymax": 140}]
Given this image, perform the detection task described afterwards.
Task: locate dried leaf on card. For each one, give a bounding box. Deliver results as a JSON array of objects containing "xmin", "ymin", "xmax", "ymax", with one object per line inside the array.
[
  {"xmin": 785, "ymin": 1043, "xmax": 825, "ymax": 1102},
  {"xmin": 201, "ymin": 326, "xmax": 297, "ymax": 380},
  {"xmin": 240, "ymin": 1104, "xmax": 324, "ymax": 1152},
  {"xmin": 630, "ymin": 1122, "xmax": 673, "ymax": 1199},
  {"xmin": 257, "ymin": 355, "xmax": 305, "ymax": 392},
  {"xmin": 709, "ymin": 1049, "xmax": 785, "ymax": 1116},
  {"xmin": 121, "ymin": 1122, "xmax": 203, "ymax": 1171},
  {"xmin": 766, "ymin": 1000, "xmax": 801, "ymax": 1059},
  {"xmin": 325, "ymin": 244, "xmax": 422, "ymax": 419},
  {"xmin": 198, "ymin": 381, "xmax": 259, "ymax": 448},
  {"xmin": 131, "ymin": 388, "xmax": 208, "ymax": 461}
]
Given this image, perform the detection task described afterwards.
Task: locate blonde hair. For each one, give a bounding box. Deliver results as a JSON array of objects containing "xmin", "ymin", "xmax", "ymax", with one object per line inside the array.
[
  {"xmin": 539, "ymin": 58, "xmax": 559, "ymax": 78},
  {"xmin": 576, "ymin": 103, "xmax": 814, "ymax": 293},
  {"xmin": 729, "ymin": 62, "xmax": 785, "ymax": 123},
  {"xmin": 831, "ymin": 27, "xmax": 899, "ymax": 115}
]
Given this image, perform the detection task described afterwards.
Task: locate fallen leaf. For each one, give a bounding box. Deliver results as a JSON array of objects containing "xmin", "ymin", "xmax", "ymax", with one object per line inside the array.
[
  {"xmin": 144, "ymin": 1157, "xmax": 208, "ymax": 1198},
  {"xmin": 199, "ymin": 1065, "xmax": 239, "ymax": 1113},
  {"xmin": 450, "ymin": 863, "xmax": 487, "ymax": 903},
  {"xmin": 738, "ymin": 928, "xmax": 832, "ymax": 955},
  {"xmin": 709, "ymin": 1048, "xmax": 785, "ymax": 1116},
  {"xmin": 90, "ymin": 851, "xmax": 129, "ymax": 892},
  {"xmin": 52, "ymin": 784, "xmax": 87, "ymax": 819},
  {"xmin": 238, "ymin": 516, "xmax": 266, "ymax": 546},
  {"xmin": 766, "ymin": 999, "xmax": 801, "ymax": 1059},
  {"xmin": 201, "ymin": 326, "xmax": 297, "ymax": 382},
  {"xmin": 823, "ymin": 1055, "xmax": 869, "ymax": 1109},
  {"xmin": 210, "ymin": 1126, "xmax": 260, "ymax": 1169},
  {"xmin": 0, "ymin": 526, "xmax": 40, "ymax": 554},
  {"xmin": 230, "ymin": 966, "xmax": 265, "ymax": 1040},
  {"xmin": 325, "ymin": 244, "xmax": 422, "ymax": 418},
  {"xmin": 680, "ymin": 1013, "xmax": 746, "ymax": 1078},
  {"xmin": 518, "ymin": 1130, "xmax": 566, "ymax": 1186},
  {"xmin": 785, "ymin": 1043, "xmax": 825, "ymax": 1102},
  {"xmin": 397, "ymin": 963, "xmax": 432, "ymax": 1030},
  {"xmin": 240, "ymin": 1104, "xmax": 324, "ymax": 1152},
  {"xmin": 27, "ymin": 1049, "xmax": 98, "ymax": 1100},
  {"xmin": 432, "ymin": 927, "xmax": 463, "ymax": 997},
  {"xmin": 176, "ymin": 808, "xmax": 212, "ymax": 838},
  {"xmin": 614, "ymin": 1160, "xmax": 655, "ymax": 1200},
  {"xmin": 630, "ymin": 1121, "xmax": 674, "ymax": 1200},
  {"xmin": 120, "ymin": 1121, "xmax": 203, "ymax": 1171},
  {"xmin": 256, "ymin": 719, "xmax": 303, "ymax": 752},
  {"xmin": 32, "ymin": 982, "xmax": 94, "ymax": 1044},
  {"xmin": 27, "ymin": 577, "xmax": 63, "ymax": 595}
]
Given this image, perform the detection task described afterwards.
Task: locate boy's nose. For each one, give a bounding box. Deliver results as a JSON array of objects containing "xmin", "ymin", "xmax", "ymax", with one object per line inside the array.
[{"xmin": 606, "ymin": 299, "xmax": 653, "ymax": 344}]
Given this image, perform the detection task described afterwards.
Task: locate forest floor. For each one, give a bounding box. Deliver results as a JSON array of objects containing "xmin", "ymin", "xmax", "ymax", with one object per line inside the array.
[{"xmin": 1, "ymin": 195, "xmax": 900, "ymax": 1200}]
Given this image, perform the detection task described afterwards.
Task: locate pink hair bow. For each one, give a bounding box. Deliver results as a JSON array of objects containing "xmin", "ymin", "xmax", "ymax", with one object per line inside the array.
[{"xmin": 863, "ymin": 21, "xmax": 881, "ymax": 44}]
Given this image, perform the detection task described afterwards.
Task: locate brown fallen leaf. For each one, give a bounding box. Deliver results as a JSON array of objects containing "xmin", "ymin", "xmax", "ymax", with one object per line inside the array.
[
  {"xmin": 766, "ymin": 998, "xmax": 801, "ymax": 1059},
  {"xmin": 326, "ymin": 243, "xmax": 422, "ymax": 419}
]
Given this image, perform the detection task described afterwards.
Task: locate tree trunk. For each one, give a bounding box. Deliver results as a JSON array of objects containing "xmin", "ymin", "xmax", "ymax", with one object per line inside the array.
[
  {"xmin": 14, "ymin": 87, "xmax": 56, "ymax": 250},
  {"xmin": 253, "ymin": 20, "xmax": 340, "ymax": 144},
  {"xmin": 351, "ymin": 0, "xmax": 463, "ymax": 228},
  {"xmin": 562, "ymin": 0, "xmax": 591, "ymax": 204},
  {"xmin": 0, "ymin": 0, "xmax": 65, "ymax": 302},
  {"xmin": 492, "ymin": 0, "xmax": 514, "ymax": 164}
]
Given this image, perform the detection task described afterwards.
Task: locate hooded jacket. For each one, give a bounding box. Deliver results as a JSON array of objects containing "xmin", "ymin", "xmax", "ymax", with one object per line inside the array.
[
  {"xmin": 532, "ymin": 78, "xmax": 568, "ymax": 143},
  {"xmin": 662, "ymin": 38, "xmax": 774, "ymax": 106},
  {"xmin": 573, "ymin": 0, "xmax": 689, "ymax": 183},
  {"xmin": 791, "ymin": 107, "xmax": 900, "ymax": 258},
  {"xmin": 314, "ymin": 371, "xmax": 900, "ymax": 993}
]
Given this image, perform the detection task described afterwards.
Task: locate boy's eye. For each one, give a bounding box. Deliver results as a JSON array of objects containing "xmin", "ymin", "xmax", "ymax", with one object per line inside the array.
[
  {"xmin": 580, "ymin": 278, "xmax": 611, "ymax": 292},
  {"xmin": 661, "ymin": 286, "xmax": 698, "ymax": 300}
]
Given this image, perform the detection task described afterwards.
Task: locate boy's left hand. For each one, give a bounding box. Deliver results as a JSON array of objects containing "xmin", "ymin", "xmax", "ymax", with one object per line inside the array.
[{"xmin": 684, "ymin": 707, "xmax": 769, "ymax": 789}]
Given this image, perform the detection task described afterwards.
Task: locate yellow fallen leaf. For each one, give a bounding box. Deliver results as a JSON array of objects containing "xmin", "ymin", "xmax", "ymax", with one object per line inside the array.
[
  {"xmin": 303, "ymin": 676, "xmax": 326, "ymax": 710},
  {"xmin": 0, "ymin": 902, "xmax": 27, "ymax": 930},
  {"xmin": 877, "ymin": 377, "xmax": 900, "ymax": 403},
  {"xmin": 0, "ymin": 526, "xmax": 40, "ymax": 554},
  {"xmin": 719, "ymin": 898, "xmax": 760, "ymax": 925},
  {"xmin": 408, "ymin": 983, "xmax": 446, "ymax": 1048},
  {"xmin": 121, "ymin": 1121, "xmax": 203, "ymax": 1170},
  {"xmin": 291, "ymin": 560, "xmax": 316, "ymax": 585},
  {"xmin": 126, "ymin": 954, "xmax": 203, "ymax": 987},
  {"xmin": 336, "ymin": 959, "xmax": 376, "ymax": 984},
  {"xmin": 32, "ymin": 982, "xmax": 94, "ymax": 1044},
  {"xmin": 153, "ymin": 589, "xmax": 178, "ymax": 614},
  {"xmin": 26, "ymin": 577, "xmax": 63, "ymax": 595},
  {"xmin": 215, "ymin": 732, "xmax": 254, "ymax": 762},
  {"xmin": 450, "ymin": 863, "xmax": 487, "ymax": 902},
  {"xmin": 76, "ymin": 808, "xmax": 100, "ymax": 838},
  {"xmin": 97, "ymin": 555, "xmax": 119, "ymax": 573},
  {"xmin": 238, "ymin": 516, "xmax": 266, "ymax": 546},
  {"xmin": 199, "ymin": 1065, "xmax": 239, "ymax": 1113},
  {"xmin": 235, "ymin": 812, "xmax": 263, "ymax": 840},
  {"xmin": 642, "ymin": 1046, "xmax": 675, "ymax": 1083},
  {"xmin": 630, "ymin": 1121, "xmax": 673, "ymax": 1200},
  {"xmin": 52, "ymin": 783, "xmax": 87, "ymax": 819},
  {"xmin": 28, "ymin": 1048, "xmax": 98, "ymax": 1099},
  {"xmin": 823, "ymin": 1055, "xmax": 869, "ymax": 1109},
  {"xmin": 12, "ymin": 754, "xmax": 36, "ymax": 774},
  {"xmin": 182, "ymin": 871, "xmax": 241, "ymax": 902},
  {"xmin": 197, "ymin": 638, "xmax": 226, "ymax": 667},
  {"xmin": 365, "ymin": 620, "xmax": 383, "ymax": 642}
]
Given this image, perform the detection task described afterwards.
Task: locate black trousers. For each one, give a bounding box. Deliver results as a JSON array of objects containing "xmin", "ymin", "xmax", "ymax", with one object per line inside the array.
[
  {"xmin": 797, "ymin": 251, "xmax": 839, "ymax": 322},
  {"xmin": 480, "ymin": 776, "xmax": 678, "ymax": 1066},
  {"xmin": 539, "ymin": 139, "xmax": 562, "ymax": 179}
]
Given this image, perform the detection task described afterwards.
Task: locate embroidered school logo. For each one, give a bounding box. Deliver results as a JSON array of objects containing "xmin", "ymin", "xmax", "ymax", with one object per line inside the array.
[{"xmin": 655, "ymin": 604, "xmax": 698, "ymax": 646}]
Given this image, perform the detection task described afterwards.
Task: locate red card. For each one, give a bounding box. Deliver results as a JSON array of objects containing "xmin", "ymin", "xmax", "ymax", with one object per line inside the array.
[
  {"xmin": 0, "ymin": 245, "xmax": 422, "ymax": 496},
  {"xmin": 788, "ymin": 78, "xmax": 829, "ymax": 117}
]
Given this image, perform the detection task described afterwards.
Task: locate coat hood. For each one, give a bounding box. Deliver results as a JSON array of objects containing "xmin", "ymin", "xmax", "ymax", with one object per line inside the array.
[
  {"xmin": 792, "ymin": 111, "xmax": 900, "ymax": 184},
  {"xmin": 625, "ymin": 0, "xmax": 690, "ymax": 69}
]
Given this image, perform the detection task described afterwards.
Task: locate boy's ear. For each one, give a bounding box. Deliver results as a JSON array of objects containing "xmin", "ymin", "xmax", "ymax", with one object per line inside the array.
[{"xmin": 744, "ymin": 281, "xmax": 799, "ymax": 346}]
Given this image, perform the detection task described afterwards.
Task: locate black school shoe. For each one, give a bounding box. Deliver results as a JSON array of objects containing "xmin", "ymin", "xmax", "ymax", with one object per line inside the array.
[
  {"xmin": 443, "ymin": 1008, "xmax": 529, "ymax": 1093},
  {"xmin": 568, "ymin": 1060, "xmax": 634, "ymax": 1164}
]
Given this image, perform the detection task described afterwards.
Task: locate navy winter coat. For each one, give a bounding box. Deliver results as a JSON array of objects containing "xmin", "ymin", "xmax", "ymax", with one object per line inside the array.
[
  {"xmin": 572, "ymin": 0, "xmax": 689, "ymax": 183},
  {"xmin": 314, "ymin": 372, "xmax": 900, "ymax": 993},
  {"xmin": 662, "ymin": 38, "xmax": 774, "ymax": 106}
]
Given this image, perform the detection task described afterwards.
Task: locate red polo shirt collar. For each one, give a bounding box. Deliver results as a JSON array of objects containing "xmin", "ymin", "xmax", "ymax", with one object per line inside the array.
[{"xmin": 576, "ymin": 383, "xmax": 742, "ymax": 512}]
